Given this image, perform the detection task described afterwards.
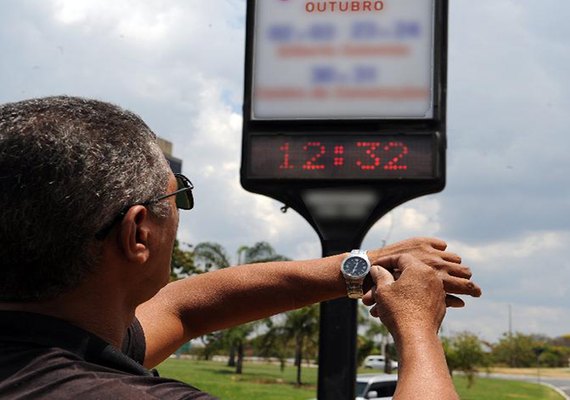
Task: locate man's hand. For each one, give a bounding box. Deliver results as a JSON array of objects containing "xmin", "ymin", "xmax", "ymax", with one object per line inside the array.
[
  {"xmin": 363, "ymin": 255, "xmax": 446, "ymax": 339},
  {"xmin": 366, "ymin": 237, "xmax": 482, "ymax": 307},
  {"xmin": 363, "ymin": 254, "xmax": 461, "ymax": 400}
]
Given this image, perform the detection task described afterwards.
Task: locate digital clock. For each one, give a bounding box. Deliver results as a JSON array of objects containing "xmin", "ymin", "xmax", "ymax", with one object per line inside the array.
[
  {"xmin": 242, "ymin": 1, "xmax": 448, "ymax": 398},
  {"xmin": 247, "ymin": 134, "xmax": 437, "ymax": 180}
]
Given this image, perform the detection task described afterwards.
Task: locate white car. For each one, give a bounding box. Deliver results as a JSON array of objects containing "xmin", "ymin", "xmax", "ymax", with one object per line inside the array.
[
  {"xmin": 363, "ymin": 355, "xmax": 398, "ymax": 370},
  {"xmin": 308, "ymin": 374, "xmax": 397, "ymax": 400},
  {"xmin": 355, "ymin": 374, "xmax": 398, "ymax": 400}
]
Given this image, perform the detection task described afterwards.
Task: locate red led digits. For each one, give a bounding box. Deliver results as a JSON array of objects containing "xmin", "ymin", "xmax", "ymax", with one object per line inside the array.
[
  {"xmin": 261, "ymin": 136, "xmax": 423, "ymax": 178},
  {"xmin": 302, "ymin": 142, "xmax": 326, "ymax": 170},
  {"xmin": 334, "ymin": 145, "xmax": 345, "ymax": 166},
  {"xmin": 356, "ymin": 142, "xmax": 381, "ymax": 170},
  {"xmin": 383, "ymin": 141, "xmax": 408, "ymax": 170},
  {"xmin": 279, "ymin": 142, "xmax": 294, "ymax": 169}
]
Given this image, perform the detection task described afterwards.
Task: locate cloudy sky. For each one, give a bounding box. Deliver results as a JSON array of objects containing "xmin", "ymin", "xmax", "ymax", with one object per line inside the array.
[{"xmin": 1, "ymin": 0, "xmax": 569, "ymax": 343}]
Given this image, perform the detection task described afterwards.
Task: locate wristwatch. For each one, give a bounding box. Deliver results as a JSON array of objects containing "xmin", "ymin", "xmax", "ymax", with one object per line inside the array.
[{"xmin": 340, "ymin": 250, "xmax": 371, "ymax": 299}]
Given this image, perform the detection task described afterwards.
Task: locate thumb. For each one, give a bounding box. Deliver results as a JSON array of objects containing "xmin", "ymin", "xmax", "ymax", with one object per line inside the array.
[
  {"xmin": 370, "ymin": 265, "xmax": 394, "ymax": 288},
  {"xmin": 368, "ymin": 266, "xmax": 394, "ymax": 317}
]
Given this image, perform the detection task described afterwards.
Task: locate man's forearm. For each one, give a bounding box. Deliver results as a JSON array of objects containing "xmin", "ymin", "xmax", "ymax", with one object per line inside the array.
[
  {"xmin": 168, "ymin": 255, "xmax": 346, "ymax": 335},
  {"xmin": 136, "ymin": 255, "xmax": 346, "ymax": 367},
  {"xmin": 394, "ymin": 332, "xmax": 458, "ymax": 400}
]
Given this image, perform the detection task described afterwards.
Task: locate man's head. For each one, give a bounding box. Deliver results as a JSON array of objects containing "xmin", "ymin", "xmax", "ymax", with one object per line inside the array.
[{"xmin": 0, "ymin": 96, "xmax": 172, "ymax": 301}]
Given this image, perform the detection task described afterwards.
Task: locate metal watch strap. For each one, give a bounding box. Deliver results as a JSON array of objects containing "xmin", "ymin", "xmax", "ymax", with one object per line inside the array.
[
  {"xmin": 346, "ymin": 280, "xmax": 364, "ymax": 299},
  {"xmin": 345, "ymin": 249, "xmax": 367, "ymax": 299}
]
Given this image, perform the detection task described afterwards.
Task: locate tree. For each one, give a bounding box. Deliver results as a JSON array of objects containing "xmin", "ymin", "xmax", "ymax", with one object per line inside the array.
[
  {"xmin": 443, "ymin": 332, "xmax": 487, "ymax": 387},
  {"xmin": 539, "ymin": 345, "xmax": 570, "ymax": 368},
  {"xmin": 492, "ymin": 332, "xmax": 539, "ymax": 368},
  {"xmin": 170, "ymin": 240, "xmax": 198, "ymax": 280},
  {"xmin": 356, "ymin": 335, "xmax": 376, "ymax": 370},
  {"xmin": 236, "ymin": 241, "xmax": 290, "ymax": 264},
  {"xmin": 197, "ymin": 332, "xmax": 225, "ymax": 361},
  {"xmin": 220, "ymin": 323, "xmax": 256, "ymax": 374},
  {"xmin": 357, "ymin": 303, "xmax": 396, "ymax": 373},
  {"xmin": 193, "ymin": 241, "xmax": 288, "ymax": 270},
  {"xmin": 259, "ymin": 305, "xmax": 320, "ymax": 385},
  {"xmin": 193, "ymin": 241, "xmax": 289, "ymax": 374},
  {"xmin": 193, "ymin": 242, "xmax": 231, "ymax": 271},
  {"xmin": 490, "ymin": 332, "xmax": 570, "ymax": 369},
  {"xmin": 553, "ymin": 334, "xmax": 570, "ymax": 348},
  {"xmin": 254, "ymin": 317, "xmax": 291, "ymax": 372},
  {"xmin": 287, "ymin": 305, "xmax": 319, "ymax": 385}
]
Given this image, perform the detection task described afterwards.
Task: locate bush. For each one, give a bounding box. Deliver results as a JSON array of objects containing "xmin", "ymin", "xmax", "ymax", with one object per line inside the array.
[{"xmin": 443, "ymin": 332, "xmax": 488, "ymax": 387}]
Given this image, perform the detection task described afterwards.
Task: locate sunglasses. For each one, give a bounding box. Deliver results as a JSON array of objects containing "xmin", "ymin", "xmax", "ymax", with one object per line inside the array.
[
  {"xmin": 95, "ymin": 173, "xmax": 194, "ymax": 240},
  {"xmin": 152, "ymin": 173, "xmax": 194, "ymax": 210}
]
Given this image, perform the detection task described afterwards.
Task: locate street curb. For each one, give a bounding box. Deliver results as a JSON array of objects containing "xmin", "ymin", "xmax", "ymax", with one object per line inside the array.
[{"xmin": 540, "ymin": 382, "xmax": 569, "ymax": 400}]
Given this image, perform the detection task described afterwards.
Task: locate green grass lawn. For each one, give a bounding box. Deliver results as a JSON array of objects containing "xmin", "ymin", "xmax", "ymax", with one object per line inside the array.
[
  {"xmin": 453, "ymin": 375, "xmax": 565, "ymax": 400},
  {"xmin": 158, "ymin": 358, "xmax": 565, "ymax": 400},
  {"xmin": 158, "ymin": 358, "xmax": 317, "ymax": 400}
]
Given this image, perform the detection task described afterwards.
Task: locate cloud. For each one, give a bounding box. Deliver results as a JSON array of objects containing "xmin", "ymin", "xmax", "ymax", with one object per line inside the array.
[
  {"xmin": 445, "ymin": 299, "xmax": 570, "ymax": 342},
  {"xmin": 443, "ymin": 231, "xmax": 570, "ymax": 340},
  {"xmin": 440, "ymin": 0, "xmax": 570, "ymax": 246},
  {"xmin": 172, "ymin": 76, "xmax": 319, "ymax": 260},
  {"xmin": 1, "ymin": 0, "xmax": 569, "ymax": 342}
]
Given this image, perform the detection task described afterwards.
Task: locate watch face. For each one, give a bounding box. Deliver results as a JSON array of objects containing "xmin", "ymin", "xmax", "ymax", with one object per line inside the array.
[{"xmin": 342, "ymin": 256, "xmax": 369, "ymax": 278}]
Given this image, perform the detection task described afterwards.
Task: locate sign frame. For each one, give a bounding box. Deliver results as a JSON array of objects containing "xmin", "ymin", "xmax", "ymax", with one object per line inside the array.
[
  {"xmin": 240, "ymin": 1, "xmax": 449, "ymax": 399},
  {"xmin": 241, "ymin": 0, "xmax": 448, "ymax": 191}
]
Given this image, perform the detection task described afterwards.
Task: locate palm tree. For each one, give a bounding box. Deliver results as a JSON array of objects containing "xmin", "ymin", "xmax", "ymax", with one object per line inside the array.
[
  {"xmin": 193, "ymin": 242, "xmax": 231, "ymax": 270},
  {"xmin": 259, "ymin": 305, "xmax": 320, "ymax": 385},
  {"xmin": 219, "ymin": 323, "xmax": 256, "ymax": 374},
  {"xmin": 287, "ymin": 305, "xmax": 319, "ymax": 385},
  {"xmin": 236, "ymin": 241, "xmax": 290, "ymax": 264},
  {"xmin": 193, "ymin": 241, "xmax": 289, "ymax": 374},
  {"xmin": 256, "ymin": 317, "xmax": 290, "ymax": 372},
  {"xmin": 358, "ymin": 303, "xmax": 395, "ymax": 373},
  {"xmin": 170, "ymin": 240, "xmax": 197, "ymax": 280}
]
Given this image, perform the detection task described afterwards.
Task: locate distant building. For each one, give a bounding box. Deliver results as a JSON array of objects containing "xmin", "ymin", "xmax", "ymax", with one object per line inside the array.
[{"xmin": 157, "ymin": 137, "xmax": 182, "ymax": 174}]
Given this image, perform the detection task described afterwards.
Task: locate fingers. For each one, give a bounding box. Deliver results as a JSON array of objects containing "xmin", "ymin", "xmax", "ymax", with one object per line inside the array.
[
  {"xmin": 363, "ymin": 253, "xmax": 481, "ymax": 323},
  {"xmin": 441, "ymin": 251, "xmax": 462, "ymax": 264},
  {"xmin": 362, "ymin": 289, "xmax": 375, "ymax": 306},
  {"xmin": 391, "ymin": 253, "xmax": 431, "ymax": 274},
  {"xmin": 426, "ymin": 237, "xmax": 448, "ymax": 251},
  {"xmin": 425, "ymin": 248, "xmax": 481, "ymax": 298},
  {"xmin": 363, "ymin": 265, "xmax": 394, "ymax": 306},
  {"xmin": 373, "ymin": 253, "xmax": 423, "ymax": 273},
  {"xmin": 367, "ymin": 265, "xmax": 394, "ymax": 318},
  {"xmin": 445, "ymin": 294, "xmax": 465, "ymax": 308},
  {"xmin": 370, "ymin": 304, "xmax": 379, "ymax": 318},
  {"xmin": 438, "ymin": 260, "xmax": 473, "ymax": 279},
  {"xmin": 440, "ymin": 274, "xmax": 482, "ymax": 297},
  {"xmin": 371, "ymin": 264, "xmax": 395, "ymax": 286},
  {"xmin": 418, "ymin": 252, "xmax": 479, "ymax": 296}
]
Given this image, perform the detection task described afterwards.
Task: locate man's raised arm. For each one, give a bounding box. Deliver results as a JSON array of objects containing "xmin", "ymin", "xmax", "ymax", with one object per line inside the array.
[{"xmin": 136, "ymin": 237, "xmax": 481, "ymax": 368}]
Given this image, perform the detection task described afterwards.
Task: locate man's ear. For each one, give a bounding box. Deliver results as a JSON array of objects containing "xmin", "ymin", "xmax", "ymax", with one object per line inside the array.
[{"xmin": 118, "ymin": 205, "xmax": 151, "ymax": 264}]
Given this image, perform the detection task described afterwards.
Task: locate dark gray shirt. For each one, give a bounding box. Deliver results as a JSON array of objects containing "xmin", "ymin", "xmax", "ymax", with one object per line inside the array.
[{"xmin": 0, "ymin": 311, "xmax": 218, "ymax": 399}]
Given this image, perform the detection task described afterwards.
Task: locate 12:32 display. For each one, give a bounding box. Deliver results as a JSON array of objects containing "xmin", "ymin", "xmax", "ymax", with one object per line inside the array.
[{"xmin": 247, "ymin": 134, "xmax": 436, "ymax": 180}]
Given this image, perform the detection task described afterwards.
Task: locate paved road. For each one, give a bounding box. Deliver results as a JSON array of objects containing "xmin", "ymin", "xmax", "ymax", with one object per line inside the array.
[{"xmin": 483, "ymin": 373, "xmax": 570, "ymax": 399}]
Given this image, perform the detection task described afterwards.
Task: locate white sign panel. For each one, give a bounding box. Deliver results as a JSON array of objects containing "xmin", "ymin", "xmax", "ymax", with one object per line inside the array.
[{"xmin": 251, "ymin": 0, "xmax": 436, "ymax": 120}]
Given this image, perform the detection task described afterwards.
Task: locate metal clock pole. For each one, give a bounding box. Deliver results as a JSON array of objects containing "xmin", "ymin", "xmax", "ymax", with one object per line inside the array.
[
  {"xmin": 318, "ymin": 238, "xmax": 361, "ymax": 400},
  {"xmin": 240, "ymin": 1, "xmax": 448, "ymax": 398}
]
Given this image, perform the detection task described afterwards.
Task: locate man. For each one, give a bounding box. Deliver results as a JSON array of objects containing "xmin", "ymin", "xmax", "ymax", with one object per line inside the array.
[{"xmin": 0, "ymin": 96, "xmax": 481, "ymax": 399}]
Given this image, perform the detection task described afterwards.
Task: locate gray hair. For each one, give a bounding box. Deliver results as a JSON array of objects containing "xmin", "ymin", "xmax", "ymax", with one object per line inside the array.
[{"xmin": 0, "ymin": 96, "xmax": 171, "ymax": 301}]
